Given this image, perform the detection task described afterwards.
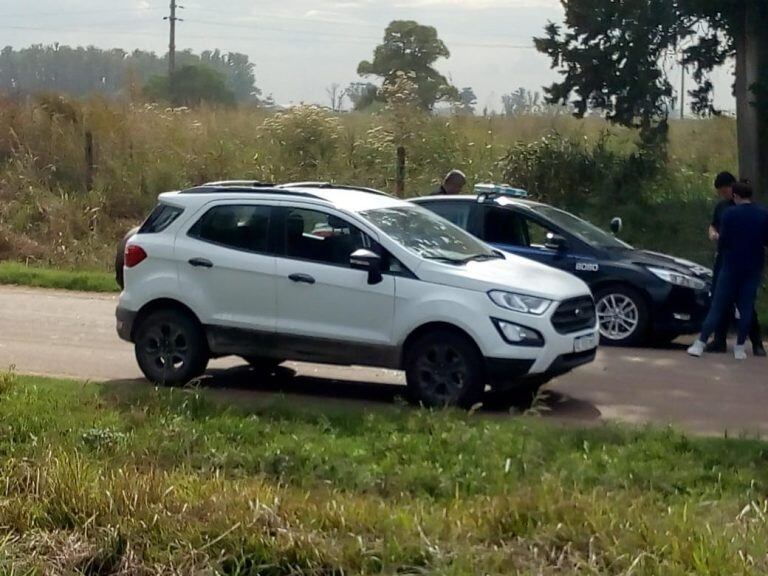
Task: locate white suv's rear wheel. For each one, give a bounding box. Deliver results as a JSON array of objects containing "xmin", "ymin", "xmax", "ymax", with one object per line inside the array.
[
  {"xmin": 134, "ymin": 310, "xmax": 209, "ymax": 386},
  {"xmin": 405, "ymin": 330, "xmax": 485, "ymax": 409}
]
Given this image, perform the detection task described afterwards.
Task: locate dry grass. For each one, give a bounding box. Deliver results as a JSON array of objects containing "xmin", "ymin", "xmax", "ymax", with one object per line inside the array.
[{"xmin": 0, "ymin": 96, "xmax": 737, "ymax": 269}]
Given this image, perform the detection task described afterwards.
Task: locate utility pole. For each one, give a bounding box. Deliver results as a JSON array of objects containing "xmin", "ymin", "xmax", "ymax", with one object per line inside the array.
[
  {"xmin": 164, "ymin": 1, "xmax": 182, "ymax": 79},
  {"xmin": 679, "ymin": 64, "xmax": 685, "ymax": 120},
  {"xmin": 735, "ymin": 1, "xmax": 767, "ymax": 197}
]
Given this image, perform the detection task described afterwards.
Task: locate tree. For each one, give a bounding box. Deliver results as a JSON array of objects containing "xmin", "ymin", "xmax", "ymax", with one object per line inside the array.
[
  {"xmin": 456, "ymin": 87, "xmax": 477, "ymax": 115},
  {"xmin": 357, "ymin": 20, "xmax": 458, "ymax": 110},
  {"xmin": 501, "ymin": 88, "xmax": 541, "ymax": 116},
  {"xmin": 144, "ymin": 64, "xmax": 235, "ymax": 107},
  {"xmin": 326, "ymin": 83, "xmax": 346, "ymax": 112},
  {"xmin": 346, "ymin": 82, "xmax": 378, "ymax": 111},
  {"xmin": 535, "ymin": 0, "xmax": 768, "ymax": 190},
  {"xmin": 0, "ymin": 44, "xmax": 259, "ymax": 103}
]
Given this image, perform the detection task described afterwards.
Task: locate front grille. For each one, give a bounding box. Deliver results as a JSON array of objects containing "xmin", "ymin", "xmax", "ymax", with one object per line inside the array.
[{"xmin": 552, "ymin": 296, "xmax": 596, "ymax": 335}]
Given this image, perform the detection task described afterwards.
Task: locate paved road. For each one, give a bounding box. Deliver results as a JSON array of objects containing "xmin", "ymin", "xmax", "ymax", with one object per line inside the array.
[{"xmin": 1, "ymin": 286, "xmax": 766, "ymax": 437}]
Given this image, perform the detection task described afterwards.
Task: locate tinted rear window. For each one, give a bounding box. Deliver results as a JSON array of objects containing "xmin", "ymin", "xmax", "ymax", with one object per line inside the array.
[
  {"xmin": 189, "ymin": 205, "xmax": 272, "ymax": 253},
  {"xmin": 139, "ymin": 204, "xmax": 184, "ymax": 234}
]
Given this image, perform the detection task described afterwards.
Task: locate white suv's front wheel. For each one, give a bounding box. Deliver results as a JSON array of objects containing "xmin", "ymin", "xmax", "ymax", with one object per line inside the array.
[
  {"xmin": 405, "ymin": 330, "xmax": 486, "ymax": 409},
  {"xmin": 134, "ymin": 309, "xmax": 209, "ymax": 386}
]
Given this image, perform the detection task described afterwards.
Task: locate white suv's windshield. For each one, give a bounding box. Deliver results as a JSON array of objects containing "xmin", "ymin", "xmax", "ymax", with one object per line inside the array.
[
  {"xmin": 363, "ymin": 206, "xmax": 500, "ymax": 264},
  {"xmin": 528, "ymin": 205, "xmax": 632, "ymax": 250}
]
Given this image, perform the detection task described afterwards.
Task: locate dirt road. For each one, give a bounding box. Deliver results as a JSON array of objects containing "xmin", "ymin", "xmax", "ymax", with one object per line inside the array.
[{"xmin": 1, "ymin": 285, "xmax": 765, "ymax": 437}]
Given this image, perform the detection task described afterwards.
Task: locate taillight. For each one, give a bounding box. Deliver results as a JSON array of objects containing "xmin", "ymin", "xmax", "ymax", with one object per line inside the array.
[{"xmin": 125, "ymin": 244, "xmax": 147, "ymax": 268}]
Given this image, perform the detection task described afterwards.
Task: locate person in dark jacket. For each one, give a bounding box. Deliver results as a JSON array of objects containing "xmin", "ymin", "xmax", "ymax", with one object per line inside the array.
[
  {"xmin": 689, "ymin": 181, "xmax": 768, "ymax": 360},
  {"xmin": 706, "ymin": 172, "xmax": 765, "ymax": 355},
  {"xmin": 433, "ymin": 170, "xmax": 466, "ymax": 195}
]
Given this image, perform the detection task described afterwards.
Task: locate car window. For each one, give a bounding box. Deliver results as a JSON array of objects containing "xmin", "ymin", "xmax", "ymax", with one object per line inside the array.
[
  {"xmin": 426, "ymin": 201, "xmax": 473, "ymax": 230},
  {"xmin": 284, "ymin": 208, "xmax": 372, "ymax": 266},
  {"xmin": 522, "ymin": 216, "xmax": 556, "ymax": 249},
  {"xmin": 190, "ymin": 205, "xmax": 271, "ymax": 253},
  {"xmin": 527, "ymin": 204, "xmax": 632, "ymax": 250},
  {"xmin": 484, "ymin": 208, "xmax": 528, "ymax": 246},
  {"xmin": 363, "ymin": 206, "xmax": 497, "ymax": 263},
  {"xmin": 139, "ymin": 203, "xmax": 184, "ymax": 234}
]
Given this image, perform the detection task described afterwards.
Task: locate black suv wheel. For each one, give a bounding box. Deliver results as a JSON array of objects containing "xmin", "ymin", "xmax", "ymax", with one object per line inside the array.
[
  {"xmin": 594, "ymin": 285, "xmax": 650, "ymax": 347},
  {"xmin": 134, "ymin": 309, "xmax": 209, "ymax": 386}
]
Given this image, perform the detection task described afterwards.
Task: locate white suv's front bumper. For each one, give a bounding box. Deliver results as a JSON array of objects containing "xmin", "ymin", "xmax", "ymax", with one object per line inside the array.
[{"xmin": 475, "ymin": 297, "xmax": 599, "ymax": 379}]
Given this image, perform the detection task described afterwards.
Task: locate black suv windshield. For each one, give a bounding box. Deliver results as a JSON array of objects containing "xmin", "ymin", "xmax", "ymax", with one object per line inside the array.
[
  {"xmin": 528, "ymin": 205, "xmax": 632, "ymax": 250},
  {"xmin": 363, "ymin": 206, "xmax": 499, "ymax": 263}
]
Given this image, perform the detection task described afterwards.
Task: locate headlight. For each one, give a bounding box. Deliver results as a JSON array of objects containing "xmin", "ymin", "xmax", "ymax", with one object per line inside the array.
[
  {"xmin": 647, "ymin": 266, "xmax": 707, "ymax": 290},
  {"xmin": 488, "ymin": 290, "xmax": 552, "ymax": 315}
]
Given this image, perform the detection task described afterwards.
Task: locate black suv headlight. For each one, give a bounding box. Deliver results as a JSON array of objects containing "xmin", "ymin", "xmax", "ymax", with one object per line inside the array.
[{"xmin": 647, "ymin": 266, "xmax": 707, "ymax": 291}]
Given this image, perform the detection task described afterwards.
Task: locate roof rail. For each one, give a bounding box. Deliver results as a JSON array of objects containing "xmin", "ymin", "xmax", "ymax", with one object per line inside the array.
[
  {"xmin": 279, "ymin": 182, "xmax": 392, "ymax": 197},
  {"xmin": 202, "ymin": 180, "xmax": 274, "ymax": 187},
  {"xmin": 178, "ymin": 185, "xmax": 325, "ymax": 200}
]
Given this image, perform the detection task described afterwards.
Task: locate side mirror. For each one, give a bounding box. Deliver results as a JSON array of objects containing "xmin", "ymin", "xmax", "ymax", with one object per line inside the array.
[
  {"xmin": 350, "ymin": 249, "xmax": 383, "ymax": 285},
  {"xmin": 610, "ymin": 217, "xmax": 623, "ymax": 235},
  {"xmin": 545, "ymin": 232, "xmax": 567, "ymax": 252}
]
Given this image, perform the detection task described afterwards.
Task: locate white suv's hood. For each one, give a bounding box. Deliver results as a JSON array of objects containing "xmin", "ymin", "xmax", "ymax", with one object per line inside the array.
[{"xmin": 416, "ymin": 252, "xmax": 591, "ymax": 301}]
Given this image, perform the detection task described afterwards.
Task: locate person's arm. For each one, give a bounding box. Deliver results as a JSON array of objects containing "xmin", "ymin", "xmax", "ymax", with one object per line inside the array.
[
  {"xmin": 710, "ymin": 202, "xmax": 723, "ymax": 242},
  {"xmin": 718, "ymin": 210, "xmax": 734, "ymax": 253}
]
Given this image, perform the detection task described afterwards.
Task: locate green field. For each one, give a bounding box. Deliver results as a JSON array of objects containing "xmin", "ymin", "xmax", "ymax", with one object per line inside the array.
[
  {"xmin": 1, "ymin": 373, "xmax": 767, "ymax": 574},
  {"xmin": 0, "ymin": 262, "xmax": 117, "ymax": 292}
]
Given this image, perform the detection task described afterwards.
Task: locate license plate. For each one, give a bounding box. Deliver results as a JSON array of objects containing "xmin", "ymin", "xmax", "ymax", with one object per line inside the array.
[{"xmin": 574, "ymin": 333, "xmax": 598, "ymax": 353}]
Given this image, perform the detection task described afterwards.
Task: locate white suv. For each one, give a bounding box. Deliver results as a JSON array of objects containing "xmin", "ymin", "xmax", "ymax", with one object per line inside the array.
[{"xmin": 117, "ymin": 182, "xmax": 598, "ymax": 407}]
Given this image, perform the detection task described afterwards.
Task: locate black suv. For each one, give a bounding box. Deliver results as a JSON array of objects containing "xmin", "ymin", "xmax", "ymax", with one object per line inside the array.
[{"xmin": 413, "ymin": 193, "xmax": 712, "ymax": 346}]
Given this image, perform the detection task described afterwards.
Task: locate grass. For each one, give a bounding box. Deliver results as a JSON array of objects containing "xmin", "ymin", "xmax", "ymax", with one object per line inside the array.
[
  {"xmin": 1, "ymin": 373, "xmax": 767, "ymax": 574},
  {"xmin": 0, "ymin": 262, "xmax": 117, "ymax": 293}
]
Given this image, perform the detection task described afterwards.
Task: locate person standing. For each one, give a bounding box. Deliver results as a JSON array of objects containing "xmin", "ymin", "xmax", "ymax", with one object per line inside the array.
[
  {"xmin": 706, "ymin": 172, "xmax": 766, "ymax": 356},
  {"xmin": 688, "ymin": 181, "xmax": 768, "ymax": 360},
  {"xmin": 433, "ymin": 170, "xmax": 467, "ymax": 195}
]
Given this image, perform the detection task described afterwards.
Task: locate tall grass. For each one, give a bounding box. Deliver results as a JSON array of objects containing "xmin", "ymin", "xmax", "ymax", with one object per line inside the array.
[
  {"xmin": 0, "ymin": 95, "xmax": 737, "ymax": 271},
  {"xmin": 1, "ymin": 375, "xmax": 767, "ymax": 574}
]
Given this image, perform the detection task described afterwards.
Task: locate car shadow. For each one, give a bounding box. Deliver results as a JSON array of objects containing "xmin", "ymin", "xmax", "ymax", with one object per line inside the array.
[{"xmin": 99, "ymin": 363, "xmax": 602, "ymax": 422}]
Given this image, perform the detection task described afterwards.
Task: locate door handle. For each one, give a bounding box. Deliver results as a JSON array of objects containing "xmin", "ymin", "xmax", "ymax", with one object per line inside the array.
[
  {"xmin": 189, "ymin": 258, "xmax": 214, "ymax": 268},
  {"xmin": 288, "ymin": 273, "xmax": 316, "ymax": 285}
]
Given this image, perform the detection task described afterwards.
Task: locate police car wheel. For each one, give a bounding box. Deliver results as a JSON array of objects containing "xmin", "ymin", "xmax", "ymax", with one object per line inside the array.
[{"xmin": 595, "ymin": 286, "xmax": 650, "ymax": 347}]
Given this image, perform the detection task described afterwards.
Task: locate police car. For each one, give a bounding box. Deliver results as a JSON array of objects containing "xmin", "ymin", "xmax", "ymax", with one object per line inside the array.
[{"xmin": 412, "ymin": 185, "xmax": 712, "ymax": 346}]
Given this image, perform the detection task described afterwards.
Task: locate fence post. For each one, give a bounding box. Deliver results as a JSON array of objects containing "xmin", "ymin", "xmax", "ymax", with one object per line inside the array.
[
  {"xmin": 84, "ymin": 130, "xmax": 95, "ymax": 191},
  {"xmin": 396, "ymin": 146, "xmax": 406, "ymax": 197}
]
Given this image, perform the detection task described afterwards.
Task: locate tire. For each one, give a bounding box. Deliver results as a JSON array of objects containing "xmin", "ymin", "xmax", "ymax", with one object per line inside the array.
[
  {"xmin": 115, "ymin": 226, "xmax": 139, "ymax": 290},
  {"xmin": 405, "ymin": 330, "xmax": 486, "ymax": 409},
  {"xmin": 594, "ymin": 285, "xmax": 650, "ymax": 347},
  {"xmin": 242, "ymin": 356, "xmax": 284, "ymax": 371},
  {"xmin": 134, "ymin": 309, "xmax": 209, "ymax": 386}
]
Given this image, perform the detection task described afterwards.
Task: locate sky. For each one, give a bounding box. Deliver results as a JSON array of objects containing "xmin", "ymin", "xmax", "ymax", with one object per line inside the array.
[{"xmin": 0, "ymin": 0, "xmax": 736, "ymax": 112}]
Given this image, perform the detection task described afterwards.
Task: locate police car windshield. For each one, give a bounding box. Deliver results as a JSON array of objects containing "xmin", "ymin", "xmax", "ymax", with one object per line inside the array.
[
  {"xmin": 530, "ymin": 205, "xmax": 632, "ymax": 250},
  {"xmin": 363, "ymin": 206, "xmax": 498, "ymax": 263}
]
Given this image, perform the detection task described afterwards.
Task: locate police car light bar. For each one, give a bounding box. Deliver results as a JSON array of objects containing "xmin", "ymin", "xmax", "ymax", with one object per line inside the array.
[{"xmin": 474, "ymin": 183, "xmax": 529, "ymax": 202}]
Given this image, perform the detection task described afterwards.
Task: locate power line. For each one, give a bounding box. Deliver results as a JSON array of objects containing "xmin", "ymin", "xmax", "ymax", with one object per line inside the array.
[
  {"xmin": 0, "ymin": 22, "xmax": 535, "ymax": 50},
  {"xmin": 0, "ymin": 7, "xmax": 164, "ymax": 19},
  {"xmin": 183, "ymin": 17, "xmax": 534, "ymax": 49}
]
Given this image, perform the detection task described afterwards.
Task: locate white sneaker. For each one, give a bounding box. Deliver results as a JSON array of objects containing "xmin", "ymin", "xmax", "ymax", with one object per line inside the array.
[
  {"xmin": 734, "ymin": 345, "xmax": 747, "ymax": 361},
  {"xmin": 687, "ymin": 340, "xmax": 706, "ymax": 357}
]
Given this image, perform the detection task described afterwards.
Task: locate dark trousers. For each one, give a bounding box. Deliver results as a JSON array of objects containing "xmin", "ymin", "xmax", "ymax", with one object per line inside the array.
[
  {"xmin": 710, "ymin": 254, "xmax": 763, "ymax": 346},
  {"xmin": 702, "ymin": 265, "xmax": 763, "ymax": 346}
]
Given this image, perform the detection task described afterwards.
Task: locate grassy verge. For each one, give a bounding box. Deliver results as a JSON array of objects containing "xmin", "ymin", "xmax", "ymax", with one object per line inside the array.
[
  {"xmin": 0, "ymin": 262, "xmax": 117, "ymax": 293},
  {"xmin": 1, "ymin": 374, "xmax": 767, "ymax": 574}
]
